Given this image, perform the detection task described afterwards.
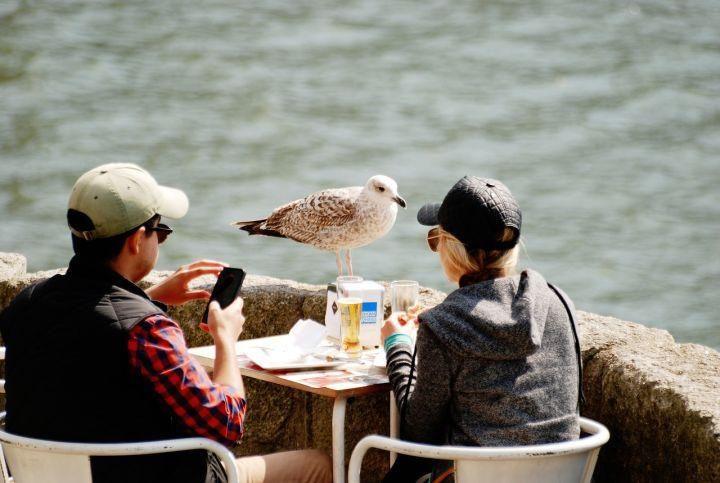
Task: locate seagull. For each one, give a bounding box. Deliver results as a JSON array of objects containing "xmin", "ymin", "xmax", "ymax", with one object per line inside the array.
[{"xmin": 232, "ymin": 175, "xmax": 406, "ymax": 276}]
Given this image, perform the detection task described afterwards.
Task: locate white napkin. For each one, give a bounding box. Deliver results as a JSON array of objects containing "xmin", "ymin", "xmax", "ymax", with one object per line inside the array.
[{"xmin": 288, "ymin": 319, "xmax": 326, "ymax": 354}]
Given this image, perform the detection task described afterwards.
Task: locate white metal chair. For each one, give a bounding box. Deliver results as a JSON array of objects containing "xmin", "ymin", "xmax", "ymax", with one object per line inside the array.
[
  {"xmin": 349, "ymin": 417, "xmax": 610, "ymax": 483},
  {"xmin": 0, "ymin": 347, "xmax": 9, "ymax": 483},
  {"xmin": 0, "ymin": 347, "xmax": 6, "ymax": 394},
  {"xmin": 0, "ymin": 412, "xmax": 240, "ymax": 483}
]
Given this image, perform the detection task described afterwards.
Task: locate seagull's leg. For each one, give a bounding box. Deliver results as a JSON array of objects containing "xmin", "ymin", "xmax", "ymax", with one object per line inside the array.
[
  {"xmin": 335, "ymin": 250, "xmax": 343, "ymax": 276},
  {"xmin": 345, "ymin": 249, "xmax": 353, "ymax": 276}
]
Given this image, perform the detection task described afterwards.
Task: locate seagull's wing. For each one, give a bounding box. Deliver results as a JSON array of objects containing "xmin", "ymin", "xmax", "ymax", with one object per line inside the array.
[{"xmin": 265, "ymin": 187, "xmax": 360, "ymax": 244}]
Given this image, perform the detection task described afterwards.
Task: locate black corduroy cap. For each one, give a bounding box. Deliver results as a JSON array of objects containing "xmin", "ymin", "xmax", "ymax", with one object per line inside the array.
[{"xmin": 417, "ymin": 176, "xmax": 521, "ymax": 251}]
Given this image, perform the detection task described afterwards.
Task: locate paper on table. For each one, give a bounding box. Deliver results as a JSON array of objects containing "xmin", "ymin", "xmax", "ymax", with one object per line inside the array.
[
  {"xmin": 288, "ymin": 319, "xmax": 326, "ymax": 353},
  {"xmin": 244, "ymin": 319, "xmax": 340, "ymax": 370},
  {"xmin": 280, "ymin": 368, "xmax": 389, "ymax": 390}
]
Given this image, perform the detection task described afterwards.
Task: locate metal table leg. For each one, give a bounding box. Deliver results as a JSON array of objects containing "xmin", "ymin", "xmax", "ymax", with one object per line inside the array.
[
  {"xmin": 332, "ymin": 396, "xmax": 348, "ymax": 483},
  {"xmin": 389, "ymin": 392, "xmax": 399, "ymax": 466}
]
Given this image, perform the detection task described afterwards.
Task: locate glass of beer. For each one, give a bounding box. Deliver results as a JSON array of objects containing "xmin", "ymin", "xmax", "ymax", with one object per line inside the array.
[
  {"xmin": 390, "ymin": 280, "xmax": 419, "ymax": 317},
  {"xmin": 338, "ymin": 296, "xmax": 362, "ymax": 357}
]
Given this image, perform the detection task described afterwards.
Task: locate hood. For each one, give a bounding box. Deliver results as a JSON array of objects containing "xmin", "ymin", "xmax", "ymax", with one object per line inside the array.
[{"xmin": 421, "ymin": 269, "xmax": 551, "ymax": 360}]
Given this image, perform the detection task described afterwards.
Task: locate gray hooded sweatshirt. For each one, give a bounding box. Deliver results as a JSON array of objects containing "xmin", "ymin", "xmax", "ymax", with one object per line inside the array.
[{"xmin": 386, "ymin": 269, "xmax": 580, "ymax": 447}]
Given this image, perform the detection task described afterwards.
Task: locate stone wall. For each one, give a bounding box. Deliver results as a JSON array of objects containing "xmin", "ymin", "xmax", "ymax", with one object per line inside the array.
[
  {"xmin": 579, "ymin": 312, "xmax": 720, "ymax": 482},
  {"xmin": 0, "ymin": 253, "xmax": 718, "ymax": 482}
]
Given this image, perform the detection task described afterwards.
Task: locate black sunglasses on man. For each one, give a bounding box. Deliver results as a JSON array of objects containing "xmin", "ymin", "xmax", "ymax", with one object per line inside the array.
[{"xmin": 147, "ymin": 222, "xmax": 173, "ymax": 244}]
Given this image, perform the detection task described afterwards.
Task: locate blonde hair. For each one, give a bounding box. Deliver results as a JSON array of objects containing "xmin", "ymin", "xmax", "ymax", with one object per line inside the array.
[{"xmin": 437, "ymin": 227, "xmax": 519, "ymax": 283}]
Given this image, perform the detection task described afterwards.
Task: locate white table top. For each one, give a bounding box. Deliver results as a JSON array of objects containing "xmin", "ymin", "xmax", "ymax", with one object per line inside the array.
[{"xmin": 189, "ymin": 335, "xmax": 390, "ymax": 398}]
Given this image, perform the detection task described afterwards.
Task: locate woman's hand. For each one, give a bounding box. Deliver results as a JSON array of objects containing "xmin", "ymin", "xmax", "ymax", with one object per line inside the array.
[
  {"xmin": 406, "ymin": 304, "xmax": 425, "ymax": 324},
  {"xmin": 146, "ymin": 260, "xmax": 228, "ymax": 306},
  {"xmin": 381, "ymin": 312, "xmax": 417, "ymax": 343}
]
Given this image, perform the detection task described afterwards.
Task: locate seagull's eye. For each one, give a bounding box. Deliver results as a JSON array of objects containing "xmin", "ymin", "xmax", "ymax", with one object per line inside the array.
[{"xmin": 378, "ymin": 186, "xmax": 385, "ymax": 192}]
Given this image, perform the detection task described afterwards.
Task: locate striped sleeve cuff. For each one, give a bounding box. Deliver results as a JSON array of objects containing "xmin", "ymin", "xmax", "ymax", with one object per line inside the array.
[{"xmin": 384, "ymin": 333, "xmax": 413, "ymax": 352}]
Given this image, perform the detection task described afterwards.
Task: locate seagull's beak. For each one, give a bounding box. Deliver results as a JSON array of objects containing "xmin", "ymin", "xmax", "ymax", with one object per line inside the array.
[{"xmin": 392, "ymin": 195, "xmax": 407, "ymax": 209}]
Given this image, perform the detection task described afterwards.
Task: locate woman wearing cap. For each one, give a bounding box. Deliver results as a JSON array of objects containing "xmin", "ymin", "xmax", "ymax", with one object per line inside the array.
[{"xmin": 381, "ymin": 176, "xmax": 582, "ymax": 482}]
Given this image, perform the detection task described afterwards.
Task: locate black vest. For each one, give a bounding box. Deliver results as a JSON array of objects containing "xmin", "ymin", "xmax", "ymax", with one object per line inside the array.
[{"xmin": 0, "ymin": 256, "xmax": 226, "ymax": 483}]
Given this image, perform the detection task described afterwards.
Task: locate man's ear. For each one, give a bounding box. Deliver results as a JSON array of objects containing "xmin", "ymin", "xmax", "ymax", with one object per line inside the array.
[{"xmin": 126, "ymin": 227, "xmax": 146, "ymax": 255}]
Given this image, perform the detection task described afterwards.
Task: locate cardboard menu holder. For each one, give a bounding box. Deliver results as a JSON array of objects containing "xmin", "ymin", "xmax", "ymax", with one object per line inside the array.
[{"xmin": 325, "ymin": 280, "xmax": 385, "ymax": 348}]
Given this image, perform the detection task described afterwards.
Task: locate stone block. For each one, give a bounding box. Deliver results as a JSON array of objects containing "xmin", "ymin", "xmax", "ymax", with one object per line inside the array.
[{"xmin": 579, "ymin": 311, "xmax": 720, "ymax": 482}]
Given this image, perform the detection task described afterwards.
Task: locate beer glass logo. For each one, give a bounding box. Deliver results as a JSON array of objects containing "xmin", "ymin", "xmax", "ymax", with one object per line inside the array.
[{"xmin": 361, "ymin": 302, "xmax": 378, "ymax": 325}]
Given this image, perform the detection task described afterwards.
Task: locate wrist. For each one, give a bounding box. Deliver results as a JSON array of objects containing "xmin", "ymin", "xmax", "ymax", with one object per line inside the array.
[
  {"xmin": 145, "ymin": 284, "xmax": 170, "ymax": 305},
  {"xmin": 213, "ymin": 334, "xmax": 239, "ymax": 351},
  {"xmin": 384, "ymin": 333, "xmax": 412, "ymax": 352},
  {"xmin": 145, "ymin": 285, "xmax": 159, "ymax": 299}
]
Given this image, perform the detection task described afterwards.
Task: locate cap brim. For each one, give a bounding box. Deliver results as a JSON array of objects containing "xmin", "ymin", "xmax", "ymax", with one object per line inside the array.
[
  {"xmin": 156, "ymin": 185, "xmax": 189, "ymax": 219},
  {"xmin": 417, "ymin": 203, "xmax": 441, "ymax": 226}
]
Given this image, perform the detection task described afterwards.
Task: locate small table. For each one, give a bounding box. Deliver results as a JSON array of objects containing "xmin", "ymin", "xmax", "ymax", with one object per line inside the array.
[{"xmin": 189, "ymin": 335, "xmax": 399, "ymax": 483}]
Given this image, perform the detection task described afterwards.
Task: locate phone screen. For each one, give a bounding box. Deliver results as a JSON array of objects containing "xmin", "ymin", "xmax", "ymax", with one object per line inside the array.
[{"xmin": 201, "ymin": 267, "xmax": 246, "ymax": 324}]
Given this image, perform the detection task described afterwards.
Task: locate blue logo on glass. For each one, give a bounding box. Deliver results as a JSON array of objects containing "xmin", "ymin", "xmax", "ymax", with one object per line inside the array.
[{"xmin": 361, "ymin": 302, "xmax": 377, "ymax": 325}]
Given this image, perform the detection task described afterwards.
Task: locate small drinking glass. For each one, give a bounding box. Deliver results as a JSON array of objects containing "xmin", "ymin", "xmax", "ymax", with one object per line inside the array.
[{"xmin": 390, "ymin": 280, "xmax": 419, "ymax": 317}]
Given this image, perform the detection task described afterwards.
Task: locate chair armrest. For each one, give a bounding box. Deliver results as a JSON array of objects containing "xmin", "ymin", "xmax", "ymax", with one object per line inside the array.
[
  {"xmin": 349, "ymin": 435, "xmax": 460, "ymax": 483},
  {"xmin": 349, "ymin": 418, "xmax": 610, "ymax": 483}
]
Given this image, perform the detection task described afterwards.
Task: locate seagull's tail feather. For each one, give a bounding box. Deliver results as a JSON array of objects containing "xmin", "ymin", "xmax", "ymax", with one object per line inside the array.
[
  {"xmin": 231, "ymin": 219, "xmax": 287, "ymax": 239},
  {"xmin": 231, "ymin": 219, "xmax": 265, "ymax": 229}
]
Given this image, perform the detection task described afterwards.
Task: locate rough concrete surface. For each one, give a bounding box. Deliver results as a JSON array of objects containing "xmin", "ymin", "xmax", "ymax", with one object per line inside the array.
[
  {"xmin": 0, "ymin": 253, "xmax": 25, "ymax": 281},
  {"xmin": 578, "ymin": 311, "xmax": 720, "ymax": 482},
  {"xmin": 1, "ymin": 253, "xmax": 718, "ymax": 482}
]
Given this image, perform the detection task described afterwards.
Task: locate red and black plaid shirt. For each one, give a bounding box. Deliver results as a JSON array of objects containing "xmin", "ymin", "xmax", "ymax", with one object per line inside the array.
[{"xmin": 127, "ymin": 315, "xmax": 246, "ymax": 447}]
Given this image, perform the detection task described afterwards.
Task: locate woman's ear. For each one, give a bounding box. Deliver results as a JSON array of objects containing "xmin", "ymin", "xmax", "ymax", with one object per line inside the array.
[{"xmin": 126, "ymin": 227, "xmax": 146, "ymax": 255}]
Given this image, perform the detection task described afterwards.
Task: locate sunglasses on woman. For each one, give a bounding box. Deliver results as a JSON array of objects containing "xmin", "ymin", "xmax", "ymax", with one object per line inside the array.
[
  {"xmin": 426, "ymin": 227, "xmax": 441, "ymax": 252},
  {"xmin": 147, "ymin": 223, "xmax": 173, "ymax": 244}
]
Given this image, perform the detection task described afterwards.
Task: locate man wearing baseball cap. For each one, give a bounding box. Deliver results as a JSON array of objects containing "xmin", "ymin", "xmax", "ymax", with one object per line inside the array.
[{"xmin": 0, "ymin": 164, "xmax": 331, "ymax": 483}]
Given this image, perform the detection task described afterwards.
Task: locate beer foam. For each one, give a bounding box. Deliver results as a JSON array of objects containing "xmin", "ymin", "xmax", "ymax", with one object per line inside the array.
[{"xmin": 337, "ymin": 297, "xmax": 363, "ymax": 305}]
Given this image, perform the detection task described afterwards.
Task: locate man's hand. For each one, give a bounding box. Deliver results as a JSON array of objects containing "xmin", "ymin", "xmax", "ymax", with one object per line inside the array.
[
  {"xmin": 207, "ymin": 297, "xmax": 245, "ymax": 344},
  {"xmin": 146, "ymin": 260, "xmax": 228, "ymax": 306},
  {"xmin": 207, "ymin": 297, "xmax": 246, "ymax": 396},
  {"xmin": 381, "ymin": 312, "xmax": 417, "ymax": 343}
]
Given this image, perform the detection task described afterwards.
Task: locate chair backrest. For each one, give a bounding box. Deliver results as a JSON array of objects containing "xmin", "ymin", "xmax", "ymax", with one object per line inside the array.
[
  {"xmin": 1, "ymin": 346, "xmax": 6, "ymax": 393},
  {"xmin": 0, "ymin": 348, "xmax": 7, "ymax": 483},
  {"xmin": 349, "ymin": 417, "xmax": 610, "ymax": 483},
  {"xmin": 2, "ymin": 444, "xmax": 91, "ymax": 483},
  {"xmin": 0, "ymin": 412, "xmax": 240, "ymax": 483}
]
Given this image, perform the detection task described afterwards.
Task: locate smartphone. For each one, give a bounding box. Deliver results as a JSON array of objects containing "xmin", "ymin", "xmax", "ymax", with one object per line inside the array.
[{"xmin": 201, "ymin": 267, "xmax": 246, "ymax": 324}]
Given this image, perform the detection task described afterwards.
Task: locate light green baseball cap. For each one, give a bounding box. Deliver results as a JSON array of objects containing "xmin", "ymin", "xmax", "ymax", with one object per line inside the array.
[{"xmin": 68, "ymin": 163, "xmax": 189, "ymax": 240}]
